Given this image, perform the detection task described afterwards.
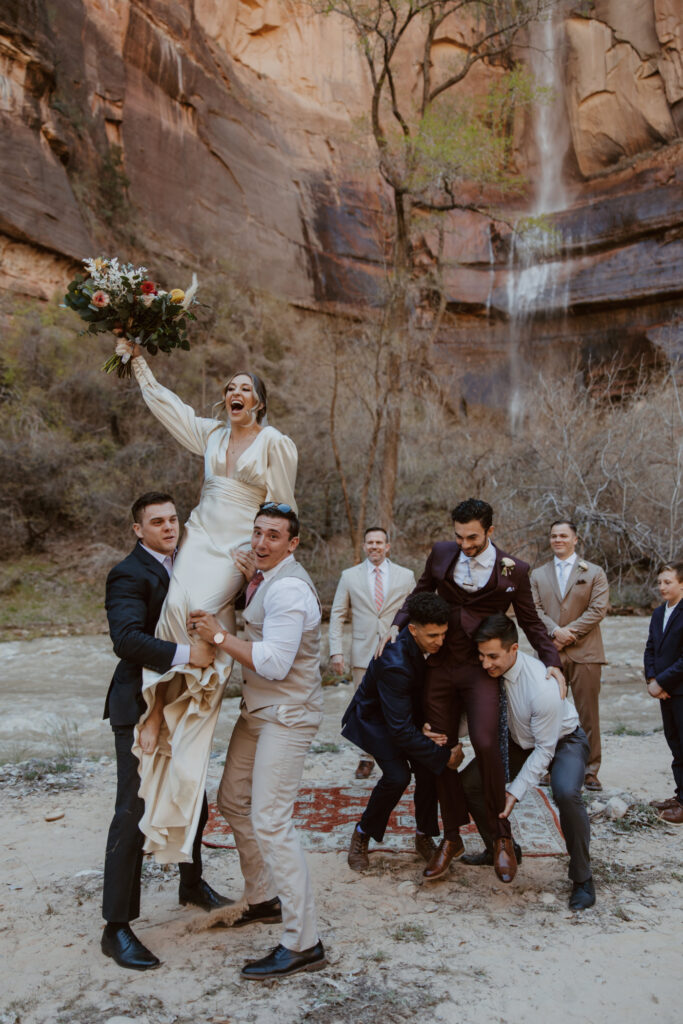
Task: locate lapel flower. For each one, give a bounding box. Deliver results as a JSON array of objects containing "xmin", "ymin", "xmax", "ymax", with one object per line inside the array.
[
  {"xmin": 578, "ymin": 560, "xmax": 588, "ymax": 572},
  {"xmin": 501, "ymin": 556, "xmax": 515, "ymax": 577}
]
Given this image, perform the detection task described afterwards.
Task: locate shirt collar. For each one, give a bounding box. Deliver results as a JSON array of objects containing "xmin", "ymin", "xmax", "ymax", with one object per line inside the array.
[
  {"xmin": 468, "ymin": 540, "xmax": 496, "ymax": 569},
  {"xmin": 261, "ymin": 552, "xmax": 295, "ymax": 582},
  {"xmin": 140, "ymin": 543, "xmax": 175, "ymax": 566},
  {"xmin": 554, "ymin": 552, "xmax": 577, "ymax": 569},
  {"xmin": 366, "ymin": 558, "xmax": 388, "ymax": 573},
  {"xmin": 503, "ymin": 651, "xmax": 522, "ymax": 685}
]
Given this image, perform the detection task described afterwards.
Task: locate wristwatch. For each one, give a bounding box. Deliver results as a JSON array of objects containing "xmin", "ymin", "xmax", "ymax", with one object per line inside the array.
[{"xmin": 213, "ymin": 631, "xmax": 225, "ymax": 646}]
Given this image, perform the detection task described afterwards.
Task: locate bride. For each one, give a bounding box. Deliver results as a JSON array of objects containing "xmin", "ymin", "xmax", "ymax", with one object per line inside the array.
[{"xmin": 127, "ymin": 346, "xmax": 297, "ymax": 863}]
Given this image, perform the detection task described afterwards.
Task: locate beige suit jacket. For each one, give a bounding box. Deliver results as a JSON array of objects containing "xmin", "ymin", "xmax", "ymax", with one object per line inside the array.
[
  {"xmin": 329, "ymin": 559, "xmax": 416, "ymax": 669},
  {"xmin": 530, "ymin": 558, "xmax": 609, "ymax": 665}
]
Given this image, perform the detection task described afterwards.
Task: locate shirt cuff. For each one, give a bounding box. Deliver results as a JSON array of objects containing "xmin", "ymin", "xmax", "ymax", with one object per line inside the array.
[
  {"xmin": 172, "ymin": 644, "xmax": 191, "ymax": 667},
  {"xmin": 507, "ymin": 778, "xmax": 528, "ymax": 803}
]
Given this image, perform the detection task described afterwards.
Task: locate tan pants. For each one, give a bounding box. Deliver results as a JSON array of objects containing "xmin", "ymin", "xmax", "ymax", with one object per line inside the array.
[
  {"xmin": 564, "ymin": 659, "xmax": 602, "ymax": 776},
  {"xmin": 352, "ymin": 666, "xmax": 374, "ymax": 761},
  {"xmin": 217, "ymin": 702, "xmax": 322, "ymax": 952}
]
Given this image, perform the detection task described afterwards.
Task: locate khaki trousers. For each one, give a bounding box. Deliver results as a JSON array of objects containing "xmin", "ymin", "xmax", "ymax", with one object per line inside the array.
[
  {"xmin": 352, "ymin": 666, "xmax": 374, "ymax": 761},
  {"xmin": 563, "ymin": 658, "xmax": 602, "ymax": 776},
  {"xmin": 217, "ymin": 701, "xmax": 322, "ymax": 952}
]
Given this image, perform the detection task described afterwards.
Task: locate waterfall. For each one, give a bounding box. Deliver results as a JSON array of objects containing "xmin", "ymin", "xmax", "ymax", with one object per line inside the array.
[{"xmin": 506, "ymin": 10, "xmax": 571, "ymax": 429}]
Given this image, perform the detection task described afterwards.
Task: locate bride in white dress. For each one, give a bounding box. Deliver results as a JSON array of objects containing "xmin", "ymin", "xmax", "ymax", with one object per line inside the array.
[{"xmin": 128, "ymin": 351, "xmax": 297, "ymax": 863}]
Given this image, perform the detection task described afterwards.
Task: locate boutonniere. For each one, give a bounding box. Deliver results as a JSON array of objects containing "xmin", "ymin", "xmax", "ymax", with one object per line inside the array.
[
  {"xmin": 578, "ymin": 560, "xmax": 588, "ymax": 572},
  {"xmin": 501, "ymin": 557, "xmax": 515, "ymax": 577}
]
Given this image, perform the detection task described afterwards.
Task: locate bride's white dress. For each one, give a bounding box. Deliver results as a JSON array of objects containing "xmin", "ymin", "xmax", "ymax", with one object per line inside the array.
[{"xmin": 130, "ymin": 356, "xmax": 297, "ymax": 862}]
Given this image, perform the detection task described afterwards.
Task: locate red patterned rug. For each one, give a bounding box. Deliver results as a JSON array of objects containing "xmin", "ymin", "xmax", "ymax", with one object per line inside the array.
[{"xmin": 204, "ymin": 783, "xmax": 565, "ymax": 857}]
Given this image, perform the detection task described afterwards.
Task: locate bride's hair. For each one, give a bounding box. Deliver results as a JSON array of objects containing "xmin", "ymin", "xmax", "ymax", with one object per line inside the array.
[{"xmin": 222, "ymin": 371, "xmax": 268, "ymax": 424}]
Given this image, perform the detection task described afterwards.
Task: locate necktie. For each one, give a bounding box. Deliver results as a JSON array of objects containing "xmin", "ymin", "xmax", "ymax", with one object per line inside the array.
[
  {"xmin": 463, "ymin": 557, "xmax": 475, "ymax": 590},
  {"xmin": 499, "ymin": 679, "xmax": 510, "ymax": 783},
  {"xmin": 374, "ymin": 566, "xmax": 384, "ymax": 612},
  {"xmin": 558, "ymin": 561, "xmax": 568, "ymax": 597},
  {"xmin": 162, "ymin": 555, "xmax": 173, "ymax": 578},
  {"xmin": 245, "ymin": 570, "xmax": 264, "ymax": 606}
]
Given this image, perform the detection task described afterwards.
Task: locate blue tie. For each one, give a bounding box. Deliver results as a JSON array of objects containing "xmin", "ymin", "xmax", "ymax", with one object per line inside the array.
[{"xmin": 499, "ymin": 679, "xmax": 510, "ymax": 783}]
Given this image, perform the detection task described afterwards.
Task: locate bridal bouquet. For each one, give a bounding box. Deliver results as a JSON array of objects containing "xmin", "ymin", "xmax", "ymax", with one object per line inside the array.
[{"xmin": 63, "ymin": 257, "xmax": 199, "ymax": 377}]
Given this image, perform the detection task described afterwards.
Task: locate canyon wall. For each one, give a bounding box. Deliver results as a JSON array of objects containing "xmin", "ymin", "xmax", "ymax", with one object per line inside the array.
[{"xmin": 0, "ymin": 0, "xmax": 681, "ymax": 393}]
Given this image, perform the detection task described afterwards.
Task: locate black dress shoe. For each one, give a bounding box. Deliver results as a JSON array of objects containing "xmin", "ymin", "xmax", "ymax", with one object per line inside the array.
[
  {"xmin": 569, "ymin": 877, "xmax": 596, "ymax": 911},
  {"xmin": 461, "ymin": 842, "xmax": 522, "ymax": 867},
  {"xmin": 241, "ymin": 941, "xmax": 327, "ymax": 980},
  {"xmin": 101, "ymin": 924, "xmax": 160, "ymax": 971},
  {"xmin": 179, "ymin": 878, "xmax": 234, "ymax": 911},
  {"xmin": 232, "ymin": 897, "xmax": 282, "ymax": 928}
]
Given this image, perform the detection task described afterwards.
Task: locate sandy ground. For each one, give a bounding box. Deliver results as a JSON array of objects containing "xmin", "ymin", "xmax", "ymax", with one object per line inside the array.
[{"xmin": 0, "ymin": 620, "xmax": 680, "ymax": 1023}]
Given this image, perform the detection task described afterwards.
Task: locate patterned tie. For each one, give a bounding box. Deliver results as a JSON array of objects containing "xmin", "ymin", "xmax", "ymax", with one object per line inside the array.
[
  {"xmin": 374, "ymin": 566, "xmax": 384, "ymax": 612},
  {"xmin": 245, "ymin": 570, "xmax": 264, "ymax": 606},
  {"xmin": 462, "ymin": 556, "xmax": 475, "ymax": 590},
  {"xmin": 499, "ymin": 678, "xmax": 510, "ymax": 783}
]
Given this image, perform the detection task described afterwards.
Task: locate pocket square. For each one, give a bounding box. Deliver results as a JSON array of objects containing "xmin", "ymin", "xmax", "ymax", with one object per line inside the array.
[{"xmin": 505, "ymin": 586, "xmax": 515, "ymax": 592}]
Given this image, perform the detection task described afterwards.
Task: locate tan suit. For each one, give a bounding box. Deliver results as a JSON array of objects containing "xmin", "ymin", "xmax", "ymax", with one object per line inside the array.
[
  {"xmin": 217, "ymin": 558, "xmax": 323, "ymax": 952},
  {"xmin": 530, "ymin": 559, "xmax": 609, "ymax": 775},
  {"xmin": 329, "ymin": 559, "xmax": 416, "ymax": 689}
]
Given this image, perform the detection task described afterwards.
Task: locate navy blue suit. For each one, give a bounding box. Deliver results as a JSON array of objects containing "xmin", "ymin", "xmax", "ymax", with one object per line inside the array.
[
  {"xmin": 644, "ymin": 601, "xmax": 683, "ymax": 802},
  {"xmin": 342, "ymin": 628, "xmax": 450, "ymax": 842},
  {"xmin": 102, "ymin": 542, "xmax": 207, "ymax": 922}
]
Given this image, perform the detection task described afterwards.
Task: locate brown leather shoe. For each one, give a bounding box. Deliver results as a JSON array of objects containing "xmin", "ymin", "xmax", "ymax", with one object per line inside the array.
[
  {"xmin": 584, "ymin": 773, "xmax": 602, "ymax": 791},
  {"xmin": 347, "ymin": 826, "xmax": 370, "ymax": 870},
  {"xmin": 658, "ymin": 801, "xmax": 683, "ymax": 824},
  {"xmin": 414, "ymin": 834, "xmax": 438, "ymax": 862},
  {"xmin": 493, "ymin": 837, "xmax": 518, "ymax": 883},
  {"xmin": 354, "ymin": 759, "xmax": 374, "ymax": 780},
  {"xmin": 650, "ymin": 796, "xmax": 680, "ymax": 811},
  {"xmin": 422, "ymin": 837, "xmax": 464, "ymax": 880}
]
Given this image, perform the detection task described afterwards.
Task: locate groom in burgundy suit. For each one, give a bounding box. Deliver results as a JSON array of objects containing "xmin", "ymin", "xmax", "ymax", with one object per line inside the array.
[{"xmin": 391, "ymin": 499, "xmax": 564, "ymax": 883}]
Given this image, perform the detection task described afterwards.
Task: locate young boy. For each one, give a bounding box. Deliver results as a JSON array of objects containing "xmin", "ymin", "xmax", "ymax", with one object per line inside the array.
[{"xmin": 644, "ymin": 562, "xmax": 683, "ymax": 824}]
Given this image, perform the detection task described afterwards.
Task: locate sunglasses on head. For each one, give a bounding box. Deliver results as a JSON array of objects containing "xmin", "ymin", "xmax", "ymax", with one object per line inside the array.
[{"xmin": 258, "ymin": 502, "xmax": 293, "ymax": 514}]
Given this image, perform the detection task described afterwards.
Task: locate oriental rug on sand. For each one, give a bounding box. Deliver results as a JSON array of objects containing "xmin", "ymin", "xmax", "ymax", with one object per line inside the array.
[{"xmin": 203, "ymin": 783, "xmax": 565, "ymax": 857}]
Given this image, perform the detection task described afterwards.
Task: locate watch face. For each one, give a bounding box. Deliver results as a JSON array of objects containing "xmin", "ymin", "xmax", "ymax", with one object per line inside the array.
[{"xmin": 213, "ymin": 632, "xmax": 225, "ymax": 645}]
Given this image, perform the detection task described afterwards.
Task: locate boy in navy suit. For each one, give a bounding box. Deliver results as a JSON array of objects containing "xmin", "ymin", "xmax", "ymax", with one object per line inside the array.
[
  {"xmin": 645, "ymin": 561, "xmax": 683, "ymax": 824},
  {"xmin": 342, "ymin": 593, "xmax": 463, "ymax": 870}
]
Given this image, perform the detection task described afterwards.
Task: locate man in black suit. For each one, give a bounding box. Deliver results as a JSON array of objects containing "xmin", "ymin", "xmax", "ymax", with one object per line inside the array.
[
  {"xmin": 102, "ymin": 491, "xmax": 230, "ymax": 971},
  {"xmin": 645, "ymin": 561, "xmax": 683, "ymax": 824},
  {"xmin": 388, "ymin": 499, "xmax": 564, "ymax": 884},
  {"xmin": 342, "ymin": 593, "xmax": 464, "ymax": 870}
]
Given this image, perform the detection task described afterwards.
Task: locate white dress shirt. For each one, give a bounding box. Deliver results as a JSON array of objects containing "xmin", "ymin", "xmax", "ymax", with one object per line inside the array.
[
  {"xmin": 663, "ymin": 599, "xmax": 681, "ymax": 631},
  {"xmin": 366, "ymin": 558, "xmax": 389, "ymax": 603},
  {"xmin": 554, "ymin": 552, "xmax": 577, "ymax": 597},
  {"xmin": 251, "ymin": 554, "xmax": 321, "ymax": 681},
  {"xmin": 453, "ymin": 540, "xmax": 496, "ymax": 591},
  {"xmin": 140, "ymin": 543, "xmax": 190, "ymax": 666},
  {"xmin": 503, "ymin": 649, "xmax": 580, "ymax": 803}
]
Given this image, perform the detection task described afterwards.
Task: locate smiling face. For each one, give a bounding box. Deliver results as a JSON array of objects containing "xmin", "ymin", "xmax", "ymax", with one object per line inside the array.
[
  {"xmin": 658, "ymin": 569, "xmax": 683, "ymax": 606},
  {"xmin": 477, "ymin": 636, "xmax": 519, "ymax": 677},
  {"xmin": 132, "ymin": 501, "xmax": 179, "ymax": 556},
  {"xmin": 453, "ymin": 519, "xmax": 493, "ymax": 558},
  {"xmin": 363, "ymin": 530, "xmax": 390, "ymax": 566},
  {"xmin": 225, "ymin": 373, "xmax": 262, "ymax": 426},
  {"xmin": 251, "ymin": 514, "xmax": 299, "ymax": 571},
  {"xmin": 550, "ymin": 522, "xmax": 578, "ymax": 560}
]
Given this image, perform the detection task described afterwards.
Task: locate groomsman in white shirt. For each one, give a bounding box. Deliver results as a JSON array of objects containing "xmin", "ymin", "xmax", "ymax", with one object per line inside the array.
[
  {"xmin": 189, "ymin": 502, "xmax": 326, "ymax": 980},
  {"xmin": 461, "ymin": 613, "xmax": 596, "ymax": 911},
  {"xmin": 329, "ymin": 527, "xmax": 415, "ymax": 779}
]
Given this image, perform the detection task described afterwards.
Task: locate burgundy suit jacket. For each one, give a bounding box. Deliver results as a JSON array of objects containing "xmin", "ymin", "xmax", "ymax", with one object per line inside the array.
[{"xmin": 394, "ymin": 541, "xmax": 561, "ymax": 669}]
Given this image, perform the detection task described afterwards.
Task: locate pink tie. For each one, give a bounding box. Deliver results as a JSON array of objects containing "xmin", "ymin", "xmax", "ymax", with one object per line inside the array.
[
  {"xmin": 374, "ymin": 567, "xmax": 384, "ymax": 612},
  {"xmin": 245, "ymin": 570, "xmax": 264, "ymax": 606}
]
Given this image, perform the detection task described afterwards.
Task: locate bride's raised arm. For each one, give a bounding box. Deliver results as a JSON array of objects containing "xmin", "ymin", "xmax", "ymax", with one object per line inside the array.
[
  {"xmin": 264, "ymin": 432, "xmax": 298, "ymax": 513},
  {"xmin": 132, "ymin": 355, "xmax": 220, "ymax": 456}
]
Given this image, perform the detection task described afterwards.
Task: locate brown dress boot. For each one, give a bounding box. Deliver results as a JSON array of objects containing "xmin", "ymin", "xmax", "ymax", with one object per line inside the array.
[
  {"xmin": 493, "ymin": 837, "xmax": 518, "ymax": 883},
  {"xmin": 422, "ymin": 837, "xmax": 465, "ymax": 880},
  {"xmin": 414, "ymin": 834, "xmax": 438, "ymax": 862},
  {"xmin": 347, "ymin": 826, "xmax": 370, "ymax": 871}
]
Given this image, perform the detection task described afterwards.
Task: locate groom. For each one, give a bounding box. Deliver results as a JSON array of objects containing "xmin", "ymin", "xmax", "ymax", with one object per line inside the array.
[
  {"xmin": 102, "ymin": 491, "xmax": 231, "ymax": 971},
  {"xmin": 390, "ymin": 499, "xmax": 564, "ymax": 883}
]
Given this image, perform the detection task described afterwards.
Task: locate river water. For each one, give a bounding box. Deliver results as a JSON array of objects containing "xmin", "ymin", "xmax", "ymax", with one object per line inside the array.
[{"xmin": 0, "ymin": 618, "xmax": 659, "ymax": 763}]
